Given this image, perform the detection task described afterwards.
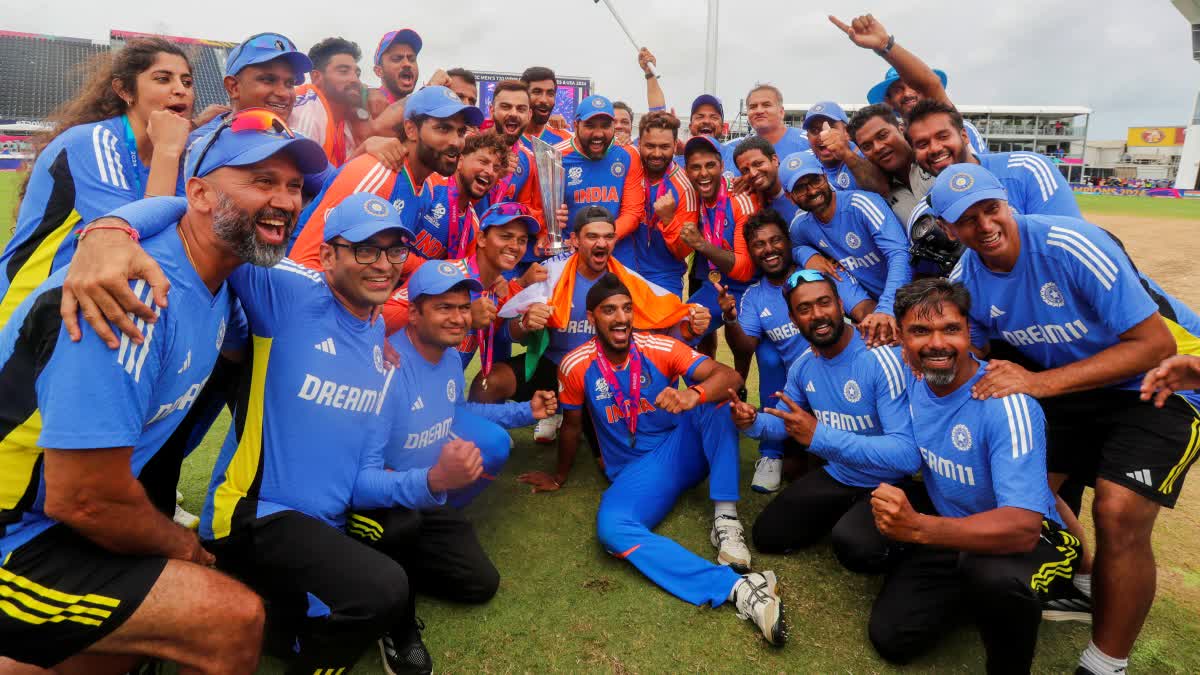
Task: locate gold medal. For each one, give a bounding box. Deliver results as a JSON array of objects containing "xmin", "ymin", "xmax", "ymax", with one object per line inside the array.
[
  {"xmin": 708, "ymin": 270, "xmax": 722, "ymax": 284},
  {"xmin": 481, "ymin": 377, "xmax": 489, "ymax": 391}
]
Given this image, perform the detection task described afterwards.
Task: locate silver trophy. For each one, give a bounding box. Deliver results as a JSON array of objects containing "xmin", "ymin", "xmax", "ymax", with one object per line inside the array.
[{"xmin": 530, "ymin": 136, "xmax": 570, "ymax": 255}]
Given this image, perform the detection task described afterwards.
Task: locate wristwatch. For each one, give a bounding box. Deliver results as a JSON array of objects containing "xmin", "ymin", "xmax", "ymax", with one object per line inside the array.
[{"xmin": 874, "ymin": 34, "xmax": 895, "ymax": 57}]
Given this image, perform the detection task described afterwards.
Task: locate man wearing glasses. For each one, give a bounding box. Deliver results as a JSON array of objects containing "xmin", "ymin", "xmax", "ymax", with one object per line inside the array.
[{"xmin": 0, "ymin": 112, "xmax": 327, "ymax": 671}]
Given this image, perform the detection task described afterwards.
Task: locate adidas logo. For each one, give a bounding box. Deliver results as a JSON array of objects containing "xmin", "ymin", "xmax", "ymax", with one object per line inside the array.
[
  {"xmin": 989, "ymin": 305, "xmax": 1005, "ymax": 318},
  {"xmin": 806, "ymin": 381, "xmax": 816, "ymax": 393},
  {"xmin": 760, "ymin": 307, "xmax": 772, "ymax": 318},
  {"xmin": 411, "ymin": 396, "xmax": 425, "ymax": 411},
  {"xmin": 177, "ymin": 350, "xmax": 191, "ymax": 374},
  {"xmin": 818, "ymin": 239, "xmax": 829, "ymax": 248},
  {"xmin": 314, "ymin": 338, "xmax": 337, "ymax": 355},
  {"xmin": 1126, "ymin": 469, "xmax": 1153, "ymax": 487}
]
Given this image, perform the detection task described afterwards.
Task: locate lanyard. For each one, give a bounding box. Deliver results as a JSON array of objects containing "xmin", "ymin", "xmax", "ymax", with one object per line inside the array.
[
  {"xmin": 120, "ymin": 115, "xmax": 143, "ymax": 197},
  {"xmin": 643, "ymin": 173, "xmax": 668, "ymax": 251},
  {"xmin": 699, "ymin": 180, "xmax": 729, "ymax": 271},
  {"xmin": 592, "ymin": 337, "xmax": 643, "ymax": 440},
  {"xmin": 465, "ymin": 256, "xmax": 495, "ymax": 382},
  {"xmin": 447, "ymin": 177, "xmax": 474, "ymax": 259}
]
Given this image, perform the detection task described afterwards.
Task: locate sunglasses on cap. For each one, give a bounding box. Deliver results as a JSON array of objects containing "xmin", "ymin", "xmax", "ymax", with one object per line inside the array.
[
  {"xmin": 189, "ymin": 107, "xmax": 296, "ymax": 178},
  {"xmin": 782, "ymin": 268, "xmax": 831, "ymax": 295},
  {"xmin": 482, "ymin": 202, "xmax": 532, "ymax": 219},
  {"xmin": 236, "ymin": 32, "xmax": 299, "ymax": 55}
]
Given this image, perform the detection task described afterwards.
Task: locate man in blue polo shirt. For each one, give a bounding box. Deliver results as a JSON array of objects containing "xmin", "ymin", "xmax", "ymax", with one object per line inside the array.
[
  {"xmin": 934, "ymin": 164, "xmax": 1200, "ymax": 675},
  {"xmin": 0, "ymin": 114, "xmax": 326, "ymax": 671},
  {"xmin": 802, "ymin": 101, "xmax": 889, "ymax": 195}
]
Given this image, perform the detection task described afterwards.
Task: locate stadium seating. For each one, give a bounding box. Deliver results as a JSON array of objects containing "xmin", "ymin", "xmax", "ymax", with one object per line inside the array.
[{"xmin": 0, "ymin": 32, "xmax": 108, "ymax": 121}]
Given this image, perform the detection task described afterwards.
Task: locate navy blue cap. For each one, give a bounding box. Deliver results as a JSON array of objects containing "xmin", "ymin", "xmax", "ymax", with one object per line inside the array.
[
  {"xmin": 683, "ymin": 135, "xmax": 723, "ymax": 160},
  {"xmin": 778, "ymin": 151, "xmax": 824, "ymax": 192},
  {"xmin": 576, "ymin": 95, "xmax": 614, "ymax": 121},
  {"xmin": 407, "ymin": 260, "xmax": 484, "ymax": 301},
  {"xmin": 323, "ymin": 193, "xmax": 414, "ymax": 243},
  {"xmin": 225, "ymin": 33, "xmax": 311, "ymax": 84},
  {"xmin": 802, "ymin": 101, "xmax": 849, "ymax": 130},
  {"xmin": 929, "ymin": 163, "xmax": 1008, "ymax": 224},
  {"xmin": 867, "ymin": 67, "xmax": 948, "ymax": 106},
  {"xmin": 479, "ymin": 203, "xmax": 539, "ymax": 234},
  {"xmin": 404, "ymin": 86, "xmax": 485, "ymax": 126},
  {"xmin": 185, "ymin": 118, "xmax": 327, "ymax": 178},
  {"xmin": 690, "ymin": 94, "xmax": 724, "ymax": 119}
]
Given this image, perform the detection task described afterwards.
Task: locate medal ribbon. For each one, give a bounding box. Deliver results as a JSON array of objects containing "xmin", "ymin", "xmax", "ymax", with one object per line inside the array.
[
  {"xmin": 699, "ymin": 178, "xmax": 729, "ymax": 271},
  {"xmin": 446, "ymin": 176, "xmax": 474, "ymax": 259},
  {"xmin": 643, "ymin": 173, "xmax": 668, "ymax": 250},
  {"xmin": 465, "ymin": 255, "xmax": 495, "ymax": 379},
  {"xmin": 592, "ymin": 337, "xmax": 643, "ymax": 438}
]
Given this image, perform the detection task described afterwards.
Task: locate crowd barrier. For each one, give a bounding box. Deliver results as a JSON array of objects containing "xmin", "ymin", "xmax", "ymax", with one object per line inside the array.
[{"xmin": 1070, "ymin": 183, "xmax": 1200, "ymax": 199}]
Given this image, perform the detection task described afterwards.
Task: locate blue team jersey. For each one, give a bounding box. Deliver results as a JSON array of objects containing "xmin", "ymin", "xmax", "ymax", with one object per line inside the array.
[
  {"xmin": 546, "ymin": 269, "xmax": 601, "ymax": 365},
  {"xmin": 789, "ymin": 189, "xmax": 912, "ymax": 316},
  {"xmin": 950, "ymin": 214, "xmax": 1198, "ymax": 403},
  {"xmin": 0, "ymin": 117, "xmax": 180, "ymax": 326},
  {"xmin": 746, "ymin": 333, "xmax": 915, "ymax": 488},
  {"xmin": 560, "ymin": 139, "xmax": 643, "ymax": 240},
  {"xmin": 766, "ymin": 190, "xmax": 801, "ymax": 225},
  {"xmin": 910, "ymin": 358, "xmax": 1058, "ymax": 522},
  {"xmin": 384, "ymin": 328, "xmax": 532, "ymax": 474},
  {"xmin": 737, "ymin": 273, "xmax": 872, "ymax": 366},
  {"xmin": 907, "ymin": 151, "xmax": 1077, "ymax": 229},
  {"xmin": 201, "ymin": 259, "xmax": 440, "ymax": 541},
  {"xmin": 0, "ymin": 226, "xmax": 233, "ymax": 557},
  {"xmin": 558, "ymin": 333, "xmax": 708, "ymax": 477},
  {"xmin": 408, "ymin": 175, "xmax": 480, "ymax": 261},
  {"xmin": 964, "ymin": 120, "xmax": 988, "ymax": 156}
]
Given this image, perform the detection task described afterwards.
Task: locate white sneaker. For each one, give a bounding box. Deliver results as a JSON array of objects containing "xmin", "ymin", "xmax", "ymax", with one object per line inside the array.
[
  {"xmin": 751, "ymin": 457, "xmax": 783, "ymax": 493},
  {"xmin": 534, "ymin": 413, "xmax": 562, "ymax": 444},
  {"xmin": 175, "ymin": 489, "xmax": 184, "ymax": 504},
  {"xmin": 710, "ymin": 515, "xmax": 752, "ymax": 573},
  {"xmin": 173, "ymin": 504, "xmax": 199, "ymax": 530},
  {"xmin": 733, "ymin": 571, "xmax": 786, "ymax": 646}
]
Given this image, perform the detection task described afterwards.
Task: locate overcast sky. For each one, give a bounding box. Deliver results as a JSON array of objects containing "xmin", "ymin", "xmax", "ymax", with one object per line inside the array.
[{"xmin": 4, "ymin": 0, "xmax": 1197, "ymax": 139}]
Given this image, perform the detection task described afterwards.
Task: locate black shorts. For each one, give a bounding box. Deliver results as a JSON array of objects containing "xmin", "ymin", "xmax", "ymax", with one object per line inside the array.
[
  {"xmin": 1042, "ymin": 388, "xmax": 1200, "ymax": 508},
  {"xmin": 497, "ymin": 352, "xmax": 558, "ymax": 402},
  {"xmin": 0, "ymin": 525, "xmax": 167, "ymax": 667}
]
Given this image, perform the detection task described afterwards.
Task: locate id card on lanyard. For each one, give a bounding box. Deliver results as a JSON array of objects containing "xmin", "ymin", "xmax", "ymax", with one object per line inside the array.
[{"xmin": 121, "ymin": 115, "xmax": 144, "ymax": 197}]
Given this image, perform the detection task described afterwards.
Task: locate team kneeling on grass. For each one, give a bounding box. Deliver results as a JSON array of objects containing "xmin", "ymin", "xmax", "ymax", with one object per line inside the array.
[{"xmin": 3, "ymin": 63, "xmax": 1200, "ymax": 675}]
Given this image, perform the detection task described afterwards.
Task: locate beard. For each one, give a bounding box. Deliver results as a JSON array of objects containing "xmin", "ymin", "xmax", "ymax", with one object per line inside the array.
[
  {"xmin": 211, "ymin": 192, "xmax": 290, "ymax": 268},
  {"xmin": 417, "ymin": 141, "xmax": 457, "ymax": 176},
  {"xmin": 919, "ymin": 348, "xmax": 958, "ymax": 387},
  {"xmin": 801, "ymin": 316, "xmax": 845, "ymax": 347}
]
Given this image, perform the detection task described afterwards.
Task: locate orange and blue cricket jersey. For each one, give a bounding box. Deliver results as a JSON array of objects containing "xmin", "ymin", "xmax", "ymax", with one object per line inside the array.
[
  {"xmin": 520, "ymin": 126, "xmax": 571, "ymax": 152},
  {"xmin": 628, "ymin": 163, "xmax": 698, "ymax": 296},
  {"xmin": 558, "ymin": 139, "xmax": 646, "ymax": 247},
  {"xmin": 476, "ymin": 141, "xmax": 546, "ymax": 264},
  {"xmin": 684, "ymin": 191, "xmax": 759, "ymax": 340},
  {"xmin": 411, "ymin": 173, "xmax": 481, "ymax": 261}
]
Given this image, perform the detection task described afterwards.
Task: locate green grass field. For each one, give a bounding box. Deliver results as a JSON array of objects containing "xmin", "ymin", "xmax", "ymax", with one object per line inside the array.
[{"xmin": 3, "ymin": 171, "xmax": 1200, "ymax": 672}]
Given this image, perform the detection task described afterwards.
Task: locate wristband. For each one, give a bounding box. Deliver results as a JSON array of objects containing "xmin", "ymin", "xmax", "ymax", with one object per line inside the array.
[
  {"xmin": 874, "ymin": 34, "xmax": 895, "ymax": 57},
  {"xmin": 644, "ymin": 72, "xmax": 656, "ymax": 80},
  {"xmin": 688, "ymin": 384, "xmax": 707, "ymax": 404},
  {"xmin": 76, "ymin": 222, "xmax": 139, "ymax": 242}
]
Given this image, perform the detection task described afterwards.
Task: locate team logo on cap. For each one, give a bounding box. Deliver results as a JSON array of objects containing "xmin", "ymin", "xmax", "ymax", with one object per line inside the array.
[
  {"xmin": 811, "ymin": 103, "xmax": 825, "ymax": 113},
  {"xmin": 843, "ymin": 380, "xmax": 861, "ymax": 403},
  {"xmin": 611, "ymin": 162, "xmax": 625, "ymax": 177},
  {"xmin": 787, "ymin": 157, "xmax": 802, "ymax": 170},
  {"xmin": 951, "ymin": 424, "xmax": 973, "ymax": 451},
  {"xmin": 836, "ymin": 172, "xmax": 851, "ymax": 189},
  {"xmin": 949, "ymin": 172, "xmax": 974, "ymax": 192},
  {"xmin": 592, "ymin": 97, "xmax": 605, "ymax": 108},
  {"xmin": 373, "ymin": 344, "xmax": 385, "ymax": 374},
  {"xmin": 393, "ymin": 199, "xmax": 405, "ymax": 213},
  {"xmin": 437, "ymin": 261, "xmax": 459, "ymax": 276},
  {"xmin": 1040, "ymin": 282, "xmax": 1065, "ymax": 308},
  {"xmin": 364, "ymin": 197, "xmax": 388, "ymax": 217},
  {"xmin": 845, "ymin": 232, "xmax": 861, "ymax": 249},
  {"xmin": 446, "ymin": 378, "xmax": 457, "ymax": 402},
  {"xmin": 567, "ymin": 166, "xmax": 583, "ymax": 186},
  {"xmin": 444, "ymin": 88, "xmax": 458, "ymax": 101}
]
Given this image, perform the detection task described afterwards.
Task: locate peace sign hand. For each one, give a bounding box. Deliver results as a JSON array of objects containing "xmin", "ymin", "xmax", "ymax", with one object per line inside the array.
[{"xmin": 762, "ymin": 392, "xmax": 818, "ymax": 445}]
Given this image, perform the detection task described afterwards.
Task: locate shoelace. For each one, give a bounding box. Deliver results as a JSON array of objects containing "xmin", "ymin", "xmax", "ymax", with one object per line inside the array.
[
  {"xmin": 738, "ymin": 575, "xmax": 774, "ymax": 614},
  {"xmin": 715, "ymin": 515, "xmax": 745, "ymax": 544}
]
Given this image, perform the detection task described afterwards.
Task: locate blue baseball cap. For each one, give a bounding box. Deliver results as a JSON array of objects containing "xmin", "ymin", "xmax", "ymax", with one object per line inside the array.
[
  {"xmin": 225, "ymin": 33, "xmax": 312, "ymax": 84},
  {"xmin": 323, "ymin": 193, "xmax": 414, "ymax": 243},
  {"xmin": 929, "ymin": 163, "xmax": 1008, "ymax": 224},
  {"xmin": 802, "ymin": 101, "xmax": 849, "ymax": 130},
  {"xmin": 403, "ymin": 85, "xmax": 484, "ymax": 126},
  {"xmin": 867, "ymin": 67, "xmax": 949, "ymax": 106},
  {"xmin": 576, "ymin": 95, "xmax": 614, "ymax": 121},
  {"xmin": 690, "ymin": 94, "xmax": 724, "ymax": 119},
  {"xmin": 407, "ymin": 260, "xmax": 484, "ymax": 301},
  {"xmin": 683, "ymin": 135, "xmax": 723, "ymax": 161},
  {"xmin": 778, "ymin": 151, "xmax": 824, "ymax": 192},
  {"xmin": 479, "ymin": 202, "xmax": 539, "ymax": 234},
  {"xmin": 374, "ymin": 28, "xmax": 422, "ymax": 66},
  {"xmin": 185, "ymin": 112, "xmax": 327, "ymax": 178}
]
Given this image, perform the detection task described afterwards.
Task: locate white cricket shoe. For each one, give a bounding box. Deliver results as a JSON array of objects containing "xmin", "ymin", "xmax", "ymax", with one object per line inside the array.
[
  {"xmin": 751, "ymin": 457, "xmax": 783, "ymax": 493},
  {"xmin": 711, "ymin": 515, "xmax": 752, "ymax": 573},
  {"xmin": 534, "ymin": 413, "xmax": 562, "ymax": 444},
  {"xmin": 173, "ymin": 504, "xmax": 199, "ymax": 530},
  {"xmin": 733, "ymin": 570, "xmax": 786, "ymax": 646}
]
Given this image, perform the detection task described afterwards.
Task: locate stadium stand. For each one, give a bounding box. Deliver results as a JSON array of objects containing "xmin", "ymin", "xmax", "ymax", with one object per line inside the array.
[
  {"xmin": 0, "ymin": 31, "xmax": 108, "ymax": 121},
  {"xmin": 110, "ymin": 30, "xmax": 236, "ymax": 112}
]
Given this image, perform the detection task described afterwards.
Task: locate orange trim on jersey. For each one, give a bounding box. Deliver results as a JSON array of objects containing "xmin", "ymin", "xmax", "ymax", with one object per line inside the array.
[
  {"xmin": 728, "ymin": 192, "xmax": 760, "ymax": 282},
  {"xmin": 659, "ymin": 164, "xmax": 700, "ymax": 260},
  {"xmin": 615, "ymin": 146, "xmax": 646, "ymax": 241},
  {"xmin": 290, "ymin": 154, "xmax": 400, "ymax": 271},
  {"xmin": 545, "ymin": 254, "xmax": 692, "ymax": 332},
  {"xmin": 295, "ymin": 84, "xmax": 348, "ymax": 165},
  {"xmin": 613, "ymin": 544, "xmax": 641, "ymax": 559}
]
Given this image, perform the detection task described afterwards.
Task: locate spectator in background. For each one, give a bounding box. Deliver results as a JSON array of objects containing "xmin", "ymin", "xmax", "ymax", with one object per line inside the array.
[
  {"xmin": 368, "ymin": 28, "xmax": 422, "ymax": 116},
  {"xmin": 613, "ymin": 100, "xmax": 634, "ymax": 145},
  {"xmin": 291, "ymin": 37, "xmax": 365, "ymax": 167},
  {"xmin": 447, "ymin": 67, "xmax": 479, "ymax": 107}
]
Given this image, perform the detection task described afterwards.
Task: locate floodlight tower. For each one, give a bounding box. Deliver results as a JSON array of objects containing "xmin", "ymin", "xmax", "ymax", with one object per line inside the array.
[{"xmin": 1172, "ymin": 0, "xmax": 1200, "ymax": 189}]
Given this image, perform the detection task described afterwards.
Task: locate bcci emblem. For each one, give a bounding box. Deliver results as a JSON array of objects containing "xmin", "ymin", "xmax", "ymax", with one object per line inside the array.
[
  {"xmin": 393, "ymin": 199, "xmax": 405, "ymax": 213},
  {"xmin": 444, "ymin": 88, "xmax": 459, "ymax": 101},
  {"xmin": 594, "ymin": 378, "xmax": 612, "ymax": 400},
  {"xmin": 837, "ymin": 172, "xmax": 851, "ymax": 188},
  {"xmin": 1040, "ymin": 282, "xmax": 1065, "ymax": 308},
  {"xmin": 949, "ymin": 172, "xmax": 974, "ymax": 192},
  {"xmin": 787, "ymin": 157, "xmax": 801, "ymax": 170},
  {"xmin": 514, "ymin": 162, "xmax": 524, "ymax": 175},
  {"xmin": 951, "ymin": 424, "xmax": 973, "ymax": 451},
  {"xmin": 446, "ymin": 379, "xmax": 457, "ymax": 402},
  {"xmin": 843, "ymin": 380, "xmax": 861, "ymax": 403},
  {"xmin": 611, "ymin": 162, "xmax": 625, "ymax": 177},
  {"xmin": 364, "ymin": 197, "xmax": 388, "ymax": 217},
  {"xmin": 845, "ymin": 232, "xmax": 861, "ymax": 249},
  {"xmin": 811, "ymin": 103, "xmax": 825, "ymax": 113},
  {"xmin": 592, "ymin": 97, "xmax": 605, "ymax": 108},
  {"xmin": 431, "ymin": 203, "xmax": 447, "ymax": 222},
  {"xmin": 437, "ymin": 262, "xmax": 458, "ymax": 276},
  {"xmin": 373, "ymin": 345, "xmax": 385, "ymax": 374},
  {"xmin": 567, "ymin": 166, "xmax": 584, "ymax": 186},
  {"xmin": 215, "ymin": 319, "xmax": 226, "ymax": 350}
]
